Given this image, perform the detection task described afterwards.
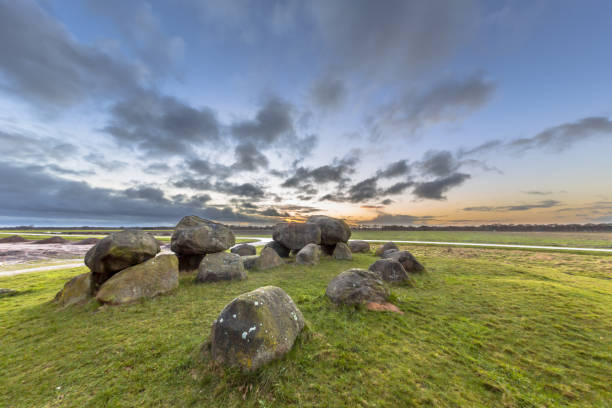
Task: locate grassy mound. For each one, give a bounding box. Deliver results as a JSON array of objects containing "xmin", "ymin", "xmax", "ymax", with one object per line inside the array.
[{"xmin": 0, "ymin": 247, "xmax": 611, "ymax": 407}]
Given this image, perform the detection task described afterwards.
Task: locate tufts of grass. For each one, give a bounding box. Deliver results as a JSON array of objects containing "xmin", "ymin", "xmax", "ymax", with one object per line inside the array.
[{"xmin": 0, "ymin": 248, "xmax": 611, "ymax": 407}]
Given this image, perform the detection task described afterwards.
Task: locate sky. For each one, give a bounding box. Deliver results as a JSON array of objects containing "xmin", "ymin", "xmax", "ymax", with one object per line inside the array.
[{"xmin": 1, "ymin": 0, "xmax": 611, "ymax": 227}]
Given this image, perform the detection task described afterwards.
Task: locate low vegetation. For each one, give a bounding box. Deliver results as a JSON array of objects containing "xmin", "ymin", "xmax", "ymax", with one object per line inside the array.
[{"xmin": 1, "ymin": 246, "xmax": 611, "ymax": 407}]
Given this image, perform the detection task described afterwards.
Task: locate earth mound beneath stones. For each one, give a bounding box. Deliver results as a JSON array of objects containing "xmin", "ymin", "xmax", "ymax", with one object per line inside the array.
[
  {"xmin": 72, "ymin": 238, "xmax": 100, "ymax": 245},
  {"xmin": 0, "ymin": 235, "xmax": 29, "ymax": 243},
  {"xmin": 32, "ymin": 236, "xmax": 70, "ymax": 244}
]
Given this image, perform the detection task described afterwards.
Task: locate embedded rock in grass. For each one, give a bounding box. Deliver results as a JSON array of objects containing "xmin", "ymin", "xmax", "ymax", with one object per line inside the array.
[
  {"xmin": 96, "ymin": 255, "xmax": 178, "ymax": 305},
  {"xmin": 295, "ymin": 243, "xmax": 321, "ymax": 265},
  {"xmin": 264, "ymin": 241, "xmax": 291, "ymax": 258},
  {"xmin": 306, "ymin": 215, "xmax": 351, "ymax": 245},
  {"xmin": 242, "ymin": 255, "xmax": 259, "ymax": 270},
  {"xmin": 209, "ymin": 286, "xmax": 305, "ymax": 371},
  {"xmin": 348, "ymin": 240, "xmax": 370, "ymax": 253},
  {"xmin": 54, "ymin": 272, "xmax": 92, "ymax": 307},
  {"xmin": 326, "ymin": 269, "xmax": 389, "ymax": 306},
  {"xmin": 382, "ymin": 250, "xmax": 424, "ymax": 273},
  {"xmin": 196, "ymin": 252, "xmax": 246, "ymax": 283},
  {"xmin": 85, "ymin": 230, "xmax": 160, "ymax": 293},
  {"xmin": 272, "ymin": 222, "xmax": 321, "ymax": 250},
  {"xmin": 332, "ymin": 242, "xmax": 352, "ymax": 260},
  {"xmin": 231, "ymin": 243, "xmax": 257, "ymax": 256},
  {"xmin": 255, "ymin": 247, "xmax": 284, "ymax": 270},
  {"xmin": 368, "ymin": 259, "xmax": 415, "ymax": 286},
  {"xmin": 375, "ymin": 242, "xmax": 399, "ymax": 256},
  {"xmin": 0, "ymin": 288, "xmax": 18, "ymax": 297}
]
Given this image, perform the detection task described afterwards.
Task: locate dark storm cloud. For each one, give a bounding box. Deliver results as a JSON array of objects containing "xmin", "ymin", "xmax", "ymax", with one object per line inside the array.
[
  {"xmin": 347, "ymin": 177, "xmax": 379, "ymax": 202},
  {"xmin": 463, "ymin": 200, "xmax": 561, "ymax": 212},
  {"xmin": 258, "ymin": 208, "xmax": 290, "ymax": 217},
  {"xmin": 232, "ymin": 143, "xmax": 269, "ymax": 172},
  {"xmin": 86, "ymin": 0, "xmax": 185, "ymax": 76},
  {"xmin": 172, "ymin": 177, "xmax": 265, "ymax": 199},
  {"xmin": 381, "ymin": 199, "xmax": 394, "ymax": 205},
  {"xmin": 418, "ymin": 150, "xmax": 459, "ymax": 177},
  {"xmin": 104, "ymin": 90, "xmax": 220, "ymax": 155},
  {"xmin": 0, "ymin": 1, "xmax": 142, "ymax": 108},
  {"xmin": 377, "ymin": 160, "xmax": 410, "ymax": 178},
  {"xmin": 0, "ymin": 130, "xmax": 78, "ymax": 161},
  {"xmin": 310, "ymin": 76, "xmax": 346, "ymax": 109},
  {"xmin": 369, "ymin": 74, "xmax": 495, "ymax": 137},
  {"xmin": 281, "ymin": 151, "xmax": 360, "ymax": 189},
  {"xmin": 413, "ymin": 173, "xmax": 471, "ymax": 200},
  {"xmin": 231, "ymin": 97, "xmax": 294, "ymax": 145},
  {"xmin": 383, "ymin": 181, "xmax": 414, "ymax": 195},
  {"xmin": 143, "ymin": 162, "xmax": 171, "ymax": 174},
  {"xmin": 186, "ymin": 158, "xmax": 231, "ymax": 178},
  {"xmin": 0, "ymin": 161, "xmax": 260, "ymax": 223},
  {"xmin": 309, "ymin": 0, "xmax": 477, "ymax": 79}
]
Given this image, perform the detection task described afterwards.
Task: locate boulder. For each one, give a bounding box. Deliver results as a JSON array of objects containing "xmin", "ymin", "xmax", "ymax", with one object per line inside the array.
[
  {"xmin": 272, "ymin": 222, "xmax": 321, "ymax": 250},
  {"xmin": 96, "ymin": 255, "xmax": 179, "ymax": 305},
  {"xmin": 54, "ymin": 272, "xmax": 92, "ymax": 307},
  {"xmin": 242, "ymin": 255, "xmax": 259, "ymax": 270},
  {"xmin": 348, "ymin": 240, "xmax": 370, "ymax": 253},
  {"xmin": 231, "ymin": 243, "xmax": 257, "ymax": 256},
  {"xmin": 375, "ymin": 242, "xmax": 399, "ymax": 256},
  {"xmin": 368, "ymin": 259, "xmax": 415, "ymax": 286},
  {"xmin": 332, "ymin": 242, "xmax": 352, "ymax": 260},
  {"xmin": 85, "ymin": 230, "xmax": 160, "ymax": 293},
  {"xmin": 196, "ymin": 252, "xmax": 246, "ymax": 283},
  {"xmin": 382, "ymin": 250, "xmax": 425, "ymax": 272},
  {"xmin": 255, "ymin": 247, "xmax": 284, "ymax": 270},
  {"xmin": 306, "ymin": 215, "xmax": 351, "ymax": 245},
  {"xmin": 209, "ymin": 286, "xmax": 305, "ymax": 371},
  {"xmin": 326, "ymin": 269, "xmax": 389, "ymax": 306},
  {"xmin": 382, "ymin": 248, "xmax": 399, "ymax": 258},
  {"xmin": 171, "ymin": 215, "xmax": 235, "ymax": 255},
  {"xmin": 264, "ymin": 241, "xmax": 291, "ymax": 258},
  {"xmin": 295, "ymin": 243, "xmax": 321, "ymax": 265}
]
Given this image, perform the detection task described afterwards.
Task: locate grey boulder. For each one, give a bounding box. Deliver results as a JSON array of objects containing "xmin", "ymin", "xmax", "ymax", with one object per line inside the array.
[
  {"xmin": 295, "ymin": 243, "xmax": 321, "ymax": 265},
  {"xmin": 209, "ymin": 286, "xmax": 305, "ymax": 371},
  {"xmin": 348, "ymin": 240, "xmax": 370, "ymax": 253},
  {"xmin": 196, "ymin": 252, "xmax": 246, "ymax": 283},
  {"xmin": 306, "ymin": 215, "xmax": 351, "ymax": 245},
  {"xmin": 264, "ymin": 241, "xmax": 291, "ymax": 258},
  {"xmin": 326, "ymin": 269, "xmax": 389, "ymax": 306},
  {"xmin": 54, "ymin": 272, "xmax": 92, "ymax": 307},
  {"xmin": 368, "ymin": 259, "xmax": 415, "ymax": 286},
  {"xmin": 332, "ymin": 242, "xmax": 352, "ymax": 260},
  {"xmin": 171, "ymin": 215, "xmax": 236, "ymax": 254},
  {"xmin": 85, "ymin": 230, "xmax": 160, "ymax": 293},
  {"xmin": 255, "ymin": 247, "xmax": 284, "ymax": 270},
  {"xmin": 272, "ymin": 222, "xmax": 321, "ymax": 250},
  {"xmin": 382, "ymin": 250, "xmax": 425, "ymax": 273},
  {"xmin": 242, "ymin": 255, "xmax": 259, "ymax": 270},
  {"xmin": 231, "ymin": 243, "xmax": 257, "ymax": 256},
  {"xmin": 375, "ymin": 242, "xmax": 399, "ymax": 256}
]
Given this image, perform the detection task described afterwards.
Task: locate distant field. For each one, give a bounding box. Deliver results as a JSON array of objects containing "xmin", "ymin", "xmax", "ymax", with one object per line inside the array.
[{"xmin": 1, "ymin": 245, "xmax": 610, "ymax": 407}]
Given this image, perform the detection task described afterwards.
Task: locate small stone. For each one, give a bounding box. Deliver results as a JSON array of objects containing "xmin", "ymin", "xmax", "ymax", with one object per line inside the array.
[
  {"xmin": 54, "ymin": 273, "xmax": 92, "ymax": 307},
  {"xmin": 196, "ymin": 252, "xmax": 246, "ymax": 283},
  {"xmin": 295, "ymin": 243, "xmax": 321, "ymax": 265},
  {"xmin": 368, "ymin": 259, "xmax": 415, "ymax": 286},
  {"xmin": 374, "ymin": 242, "xmax": 399, "ymax": 256},
  {"xmin": 348, "ymin": 240, "xmax": 370, "ymax": 253},
  {"xmin": 231, "ymin": 243, "xmax": 257, "ymax": 256},
  {"xmin": 255, "ymin": 247, "xmax": 284, "ymax": 270},
  {"xmin": 332, "ymin": 242, "xmax": 352, "ymax": 260},
  {"xmin": 326, "ymin": 269, "xmax": 389, "ymax": 306}
]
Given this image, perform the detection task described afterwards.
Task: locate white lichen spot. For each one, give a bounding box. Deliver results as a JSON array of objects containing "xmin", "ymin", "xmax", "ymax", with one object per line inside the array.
[
  {"xmin": 233, "ymin": 314, "xmax": 237, "ymax": 319},
  {"xmin": 242, "ymin": 331, "xmax": 247, "ymax": 340},
  {"xmin": 219, "ymin": 318, "xmax": 223, "ymax": 323},
  {"xmin": 249, "ymin": 326, "xmax": 257, "ymax": 333},
  {"xmin": 254, "ymin": 301, "xmax": 259, "ymax": 306}
]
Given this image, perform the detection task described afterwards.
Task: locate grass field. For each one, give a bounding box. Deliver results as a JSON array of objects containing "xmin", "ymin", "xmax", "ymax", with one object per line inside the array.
[{"xmin": 1, "ymin": 245, "xmax": 610, "ymax": 407}]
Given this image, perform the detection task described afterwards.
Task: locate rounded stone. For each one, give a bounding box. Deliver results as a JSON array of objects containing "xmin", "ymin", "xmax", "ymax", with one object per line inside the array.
[
  {"xmin": 326, "ymin": 269, "xmax": 389, "ymax": 306},
  {"xmin": 272, "ymin": 222, "xmax": 321, "ymax": 250},
  {"xmin": 196, "ymin": 252, "xmax": 246, "ymax": 283},
  {"xmin": 231, "ymin": 243, "xmax": 257, "ymax": 256},
  {"xmin": 306, "ymin": 215, "xmax": 351, "ymax": 245},
  {"xmin": 171, "ymin": 215, "xmax": 235, "ymax": 255}
]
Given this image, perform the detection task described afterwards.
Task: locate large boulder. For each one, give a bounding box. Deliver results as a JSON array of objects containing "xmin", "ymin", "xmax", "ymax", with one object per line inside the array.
[
  {"xmin": 348, "ymin": 240, "xmax": 370, "ymax": 253},
  {"xmin": 255, "ymin": 247, "xmax": 284, "ymax": 270},
  {"xmin": 85, "ymin": 230, "xmax": 160, "ymax": 293},
  {"xmin": 368, "ymin": 259, "xmax": 415, "ymax": 286},
  {"xmin": 96, "ymin": 255, "xmax": 179, "ymax": 305},
  {"xmin": 332, "ymin": 242, "xmax": 352, "ymax": 260},
  {"xmin": 54, "ymin": 272, "xmax": 92, "ymax": 307},
  {"xmin": 382, "ymin": 250, "xmax": 424, "ymax": 273},
  {"xmin": 295, "ymin": 243, "xmax": 321, "ymax": 265},
  {"xmin": 272, "ymin": 222, "xmax": 321, "ymax": 250},
  {"xmin": 306, "ymin": 215, "xmax": 351, "ymax": 245},
  {"xmin": 209, "ymin": 286, "xmax": 305, "ymax": 371},
  {"xmin": 375, "ymin": 242, "xmax": 399, "ymax": 256},
  {"xmin": 196, "ymin": 252, "xmax": 246, "ymax": 283},
  {"xmin": 264, "ymin": 241, "xmax": 291, "ymax": 258},
  {"xmin": 231, "ymin": 243, "xmax": 257, "ymax": 256},
  {"xmin": 242, "ymin": 255, "xmax": 259, "ymax": 270},
  {"xmin": 326, "ymin": 269, "xmax": 389, "ymax": 306}
]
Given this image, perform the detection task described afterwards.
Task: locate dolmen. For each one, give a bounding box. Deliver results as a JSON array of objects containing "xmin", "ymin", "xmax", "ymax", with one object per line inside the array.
[
  {"xmin": 171, "ymin": 215, "xmax": 236, "ymax": 273},
  {"xmin": 270, "ymin": 215, "xmax": 353, "ymax": 266},
  {"xmin": 55, "ymin": 230, "xmax": 179, "ymax": 306},
  {"xmin": 207, "ymin": 286, "xmax": 305, "ymax": 371}
]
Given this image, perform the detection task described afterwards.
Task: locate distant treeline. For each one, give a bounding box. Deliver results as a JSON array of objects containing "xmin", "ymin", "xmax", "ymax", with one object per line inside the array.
[{"xmin": 4, "ymin": 223, "xmax": 612, "ymax": 232}]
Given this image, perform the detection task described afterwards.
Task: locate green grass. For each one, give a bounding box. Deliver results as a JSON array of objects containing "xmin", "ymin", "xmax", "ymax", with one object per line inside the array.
[{"xmin": 1, "ymin": 246, "xmax": 611, "ymax": 407}]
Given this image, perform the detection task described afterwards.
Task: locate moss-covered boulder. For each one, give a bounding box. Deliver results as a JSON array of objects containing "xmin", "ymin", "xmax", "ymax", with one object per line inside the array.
[
  {"xmin": 95, "ymin": 255, "xmax": 179, "ymax": 305},
  {"xmin": 196, "ymin": 252, "xmax": 246, "ymax": 283},
  {"xmin": 368, "ymin": 259, "xmax": 415, "ymax": 286},
  {"xmin": 296, "ymin": 243, "xmax": 321, "ymax": 265},
  {"xmin": 382, "ymin": 250, "xmax": 424, "ymax": 273},
  {"xmin": 171, "ymin": 215, "xmax": 235, "ymax": 255},
  {"xmin": 209, "ymin": 286, "xmax": 305, "ymax": 371},
  {"xmin": 332, "ymin": 242, "xmax": 352, "ymax": 260},
  {"xmin": 255, "ymin": 247, "xmax": 284, "ymax": 270},
  {"xmin": 306, "ymin": 215, "xmax": 351, "ymax": 245},
  {"xmin": 231, "ymin": 243, "xmax": 257, "ymax": 256},
  {"xmin": 326, "ymin": 269, "xmax": 389, "ymax": 306},
  {"xmin": 374, "ymin": 242, "xmax": 399, "ymax": 256},
  {"xmin": 348, "ymin": 240, "xmax": 370, "ymax": 253},
  {"xmin": 272, "ymin": 222, "xmax": 321, "ymax": 250},
  {"xmin": 85, "ymin": 230, "xmax": 160, "ymax": 293},
  {"xmin": 54, "ymin": 272, "xmax": 92, "ymax": 307},
  {"xmin": 264, "ymin": 241, "xmax": 291, "ymax": 258}
]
